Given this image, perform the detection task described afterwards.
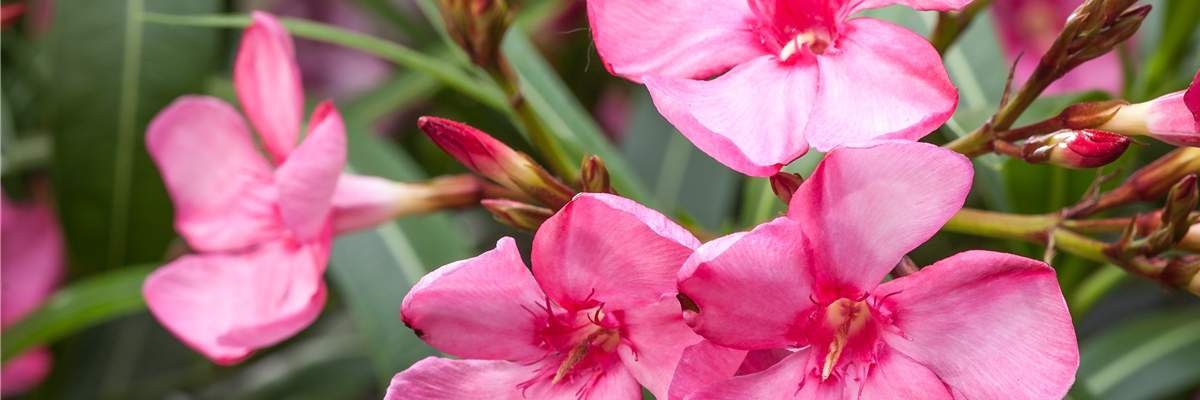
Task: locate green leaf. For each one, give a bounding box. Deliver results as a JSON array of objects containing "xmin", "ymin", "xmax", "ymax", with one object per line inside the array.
[
  {"xmin": 48, "ymin": 0, "xmax": 221, "ymax": 273},
  {"xmin": 1138, "ymin": 0, "xmax": 1200, "ymax": 100},
  {"xmin": 139, "ymin": 13, "xmax": 509, "ymax": 113},
  {"xmin": 1, "ymin": 265, "xmax": 155, "ymax": 363},
  {"xmin": 499, "ymin": 29, "xmax": 653, "ymax": 204},
  {"xmin": 1077, "ymin": 309, "xmax": 1200, "ymax": 400}
]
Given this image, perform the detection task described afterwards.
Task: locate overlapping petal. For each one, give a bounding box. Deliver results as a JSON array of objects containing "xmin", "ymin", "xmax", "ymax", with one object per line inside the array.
[
  {"xmin": 142, "ymin": 239, "xmax": 329, "ymax": 364},
  {"xmin": 401, "ymin": 237, "xmax": 549, "ymax": 362},
  {"xmin": 587, "ymin": 0, "xmax": 763, "ymax": 83},
  {"xmin": 145, "ymin": 96, "xmax": 283, "ymax": 253},
  {"xmin": 275, "ymin": 101, "xmax": 346, "ymax": 243},
  {"xmin": 667, "ymin": 341, "xmax": 747, "ymax": 400},
  {"xmin": 683, "ymin": 350, "xmax": 818, "ymax": 400},
  {"xmin": 803, "ymin": 18, "xmax": 958, "ymax": 151},
  {"xmin": 877, "ymin": 251, "xmax": 1078, "ymax": 399},
  {"xmin": 532, "ymin": 193, "xmax": 699, "ymax": 310},
  {"xmin": 849, "ymin": 0, "xmax": 973, "ymax": 14},
  {"xmin": 855, "ymin": 348, "xmax": 954, "ymax": 400},
  {"xmin": 789, "ymin": 140, "xmax": 971, "ymax": 293},
  {"xmin": 645, "ymin": 56, "xmax": 817, "ymax": 176},
  {"xmin": 235, "ymin": 11, "xmax": 304, "ymax": 163},
  {"xmin": 0, "ymin": 194, "xmax": 63, "ymax": 327},
  {"xmin": 615, "ymin": 296, "xmax": 703, "ymax": 399},
  {"xmin": 677, "ymin": 218, "xmax": 814, "ymax": 350},
  {"xmin": 385, "ymin": 357, "xmax": 544, "ymax": 400}
]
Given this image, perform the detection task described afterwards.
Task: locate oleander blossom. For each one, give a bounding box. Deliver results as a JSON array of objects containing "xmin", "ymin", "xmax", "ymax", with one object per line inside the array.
[
  {"xmin": 1098, "ymin": 69, "xmax": 1200, "ymax": 146},
  {"xmin": 992, "ymin": 0, "xmax": 1125, "ymax": 95},
  {"xmin": 388, "ymin": 194, "xmax": 703, "ymax": 399},
  {"xmin": 588, "ymin": 0, "xmax": 963, "ymax": 176},
  {"xmin": 0, "ymin": 192, "xmax": 63, "ymax": 397},
  {"xmin": 674, "ymin": 140, "xmax": 1079, "ymax": 399},
  {"xmin": 142, "ymin": 12, "xmax": 403, "ymax": 364}
]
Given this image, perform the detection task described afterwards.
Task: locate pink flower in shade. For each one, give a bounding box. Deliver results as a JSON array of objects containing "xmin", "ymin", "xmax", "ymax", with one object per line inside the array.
[
  {"xmin": 1, "ymin": 192, "xmax": 64, "ymax": 397},
  {"xmin": 1098, "ymin": 69, "xmax": 1200, "ymax": 146},
  {"xmin": 992, "ymin": 0, "xmax": 1125, "ymax": 95},
  {"xmin": 588, "ymin": 0, "xmax": 963, "ymax": 176},
  {"xmin": 141, "ymin": 12, "xmax": 390, "ymax": 364},
  {"xmin": 674, "ymin": 140, "xmax": 1079, "ymax": 399},
  {"xmin": 388, "ymin": 193, "xmax": 704, "ymax": 399}
]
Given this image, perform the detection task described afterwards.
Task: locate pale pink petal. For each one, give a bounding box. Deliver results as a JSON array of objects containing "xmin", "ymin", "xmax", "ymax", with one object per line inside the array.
[
  {"xmin": 849, "ymin": 0, "xmax": 972, "ymax": 14},
  {"xmin": 684, "ymin": 349, "xmax": 833, "ymax": 400},
  {"xmin": 878, "ymin": 251, "xmax": 1078, "ymax": 400},
  {"xmin": 330, "ymin": 173, "xmax": 402, "ymax": 234},
  {"xmin": 142, "ymin": 239, "xmax": 329, "ymax": 364},
  {"xmin": 803, "ymin": 18, "xmax": 957, "ymax": 151},
  {"xmin": 0, "ymin": 347, "xmax": 52, "ymax": 397},
  {"xmin": 145, "ymin": 96, "xmax": 284, "ymax": 253},
  {"xmin": 0, "ymin": 194, "xmax": 63, "ymax": 327},
  {"xmin": 667, "ymin": 340, "xmax": 747, "ymax": 400},
  {"xmin": 533, "ymin": 193, "xmax": 699, "ymax": 310},
  {"xmin": 615, "ymin": 295, "xmax": 704, "ymax": 399},
  {"xmin": 855, "ymin": 347, "xmax": 954, "ymax": 400},
  {"xmin": 789, "ymin": 140, "xmax": 971, "ymax": 294},
  {"xmin": 235, "ymin": 11, "xmax": 304, "ymax": 163},
  {"xmin": 275, "ymin": 101, "xmax": 346, "ymax": 243},
  {"xmin": 645, "ymin": 56, "xmax": 816, "ymax": 177},
  {"xmin": 587, "ymin": 0, "xmax": 764, "ymax": 83},
  {"xmin": 385, "ymin": 357, "xmax": 538, "ymax": 400},
  {"xmin": 401, "ymin": 237, "xmax": 549, "ymax": 362},
  {"xmin": 1146, "ymin": 91, "xmax": 1200, "ymax": 146},
  {"xmin": 677, "ymin": 217, "xmax": 815, "ymax": 350},
  {"xmin": 1186, "ymin": 69, "xmax": 1199, "ymax": 130}
]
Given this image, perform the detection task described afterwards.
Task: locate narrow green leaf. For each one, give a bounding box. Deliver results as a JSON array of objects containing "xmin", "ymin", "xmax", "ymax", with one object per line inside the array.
[
  {"xmin": 1138, "ymin": 0, "xmax": 1200, "ymax": 100},
  {"xmin": 49, "ymin": 0, "xmax": 221, "ymax": 273},
  {"xmin": 1, "ymin": 265, "xmax": 155, "ymax": 362},
  {"xmin": 500, "ymin": 29, "xmax": 653, "ymax": 204},
  {"xmin": 1078, "ymin": 309, "xmax": 1200, "ymax": 400}
]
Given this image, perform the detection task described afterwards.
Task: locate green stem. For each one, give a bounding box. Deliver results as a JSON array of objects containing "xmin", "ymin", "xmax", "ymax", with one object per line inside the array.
[{"xmin": 488, "ymin": 63, "xmax": 577, "ymax": 181}]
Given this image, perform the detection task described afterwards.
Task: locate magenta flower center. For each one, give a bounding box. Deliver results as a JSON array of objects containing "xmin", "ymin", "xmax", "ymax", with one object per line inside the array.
[
  {"xmin": 800, "ymin": 295, "xmax": 895, "ymax": 381},
  {"xmin": 532, "ymin": 304, "xmax": 624, "ymax": 387},
  {"xmin": 750, "ymin": 0, "xmax": 839, "ymax": 59}
]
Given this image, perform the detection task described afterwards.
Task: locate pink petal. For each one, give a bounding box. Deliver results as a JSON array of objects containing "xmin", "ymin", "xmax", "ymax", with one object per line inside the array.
[
  {"xmin": 615, "ymin": 295, "xmax": 704, "ymax": 399},
  {"xmin": 532, "ymin": 193, "xmax": 699, "ymax": 310},
  {"xmin": 788, "ymin": 140, "xmax": 971, "ymax": 294},
  {"xmin": 684, "ymin": 349, "xmax": 837, "ymax": 400},
  {"xmin": 234, "ymin": 11, "xmax": 304, "ymax": 163},
  {"xmin": 145, "ymin": 96, "xmax": 284, "ymax": 253},
  {"xmin": 1147, "ymin": 91, "xmax": 1200, "ymax": 146},
  {"xmin": 645, "ymin": 56, "xmax": 817, "ymax": 177},
  {"xmin": 855, "ymin": 347, "xmax": 954, "ymax": 400},
  {"xmin": 587, "ymin": 0, "xmax": 764, "ymax": 83},
  {"xmin": 803, "ymin": 18, "xmax": 957, "ymax": 151},
  {"xmin": 737, "ymin": 348, "xmax": 793, "ymax": 375},
  {"xmin": 0, "ymin": 194, "xmax": 63, "ymax": 328},
  {"xmin": 275, "ymin": 101, "xmax": 346, "ymax": 243},
  {"xmin": 877, "ymin": 251, "xmax": 1078, "ymax": 399},
  {"xmin": 667, "ymin": 340, "xmax": 747, "ymax": 400},
  {"xmin": 401, "ymin": 237, "xmax": 550, "ymax": 362},
  {"xmin": 385, "ymin": 357, "xmax": 539, "ymax": 400},
  {"xmin": 677, "ymin": 217, "xmax": 815, "ymax": 350},
  {"xmin": 0, "ymin": 347, "xmax": 52, "ymax": 397},
  {"xmin": 849, "ymin": 0, "xmax": 972, "ymax": 14},
  {"xmin": 1187, "ymin": 69, "xmax": 1200, "ymax": 131},
  {"xmin": 142, "ymin": 239, "xmax": 329, "ymax": 364},
  {"xmin": 330, "ymin": 173, "xmax": 402, "ymax": 234}
]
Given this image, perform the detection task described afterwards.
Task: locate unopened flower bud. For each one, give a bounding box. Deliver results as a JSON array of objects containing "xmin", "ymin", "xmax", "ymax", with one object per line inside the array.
[
  {"xmin": 418, "ymin": 116, "xmax": 575, "ymax": 210},
  {"xmin": 580, "ymin": 155, "xmax": 613, "ymax": 194},
  {"xmin": 1019, "ymin": 129, "xmax": 1130, "ymax": 169},
  {"xmin": 481, "ymin": 199, "xmax": 554, "ymax": 232},
  {"xmin": 1098, "ymin": 69, "xmax": 1200, "ymax": 146},
  {"xmin": 1161, "ymin": 174, "xmax": 1198, "ymax": 242},
  {"xmin": 332, "ymin": 174, "xmax": 495, "ymax": 234},
  {"xmin": 769, "ymin": 172, "xmax": 804, "ymax": 205},
  {"xmin": 1162, "ymin": 256, "xmax": 1200, "ymax": 296},
  {"xmin": 435, "ymin": 0, "xmax": 513, "ymax": 69}
]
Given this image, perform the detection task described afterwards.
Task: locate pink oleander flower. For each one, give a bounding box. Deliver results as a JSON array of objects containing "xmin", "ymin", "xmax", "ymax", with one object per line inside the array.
[
  {"xmin": 388, "ymin": 193, "xmax": 703, "ymax": 399},
  {"xmin": 1099, "ymin": 69, "xmax": 1200, "ymax": 146},
  {"xmin": 1, "ymin": 191, "xmax": 64, "ymax": 397},
  {"xmin": 588, "ymin": 0, "xmax": 963, "ymax": 176},
  {"xmin": 674, "ymin": 140, "xmax": 1079, "ymax": 399},
  {"xmin": 141, "ymin": 12, "xmax": 406, "ymax": 364},
  {"xmin": 992, "ymin": 0, "xmax": 1124, "ymax": 95}
]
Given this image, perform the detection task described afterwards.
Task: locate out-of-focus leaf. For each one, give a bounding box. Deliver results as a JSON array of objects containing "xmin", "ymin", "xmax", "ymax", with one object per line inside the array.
[
  {"xmin": 500, "ymin": 29, "xmax": 653, "ymax": 204},
  {"xmin": 49, "ymin": 0, "xmax": 221, "ymax": 274},
  {"xmin": 735, "ymin": 151, "xmax": 823, "ymax": 229},
  {"xmin": 140, "ymin": 13, "xmax": 508, "ymax": 112},
  {"xmin": 1, "ymin": 265, "xmax": 155, "ymax": 362},
  {"xmin": 621, "ymin": 89, "xmax": 739, "ymax": 229},
  {"xmin": 1077, "ymin": 309, "xmax": 1200, "ymax": 400},
  {"xmin": 1139, "ymin": 0, "xmax": 1200, "ymax": 100}
]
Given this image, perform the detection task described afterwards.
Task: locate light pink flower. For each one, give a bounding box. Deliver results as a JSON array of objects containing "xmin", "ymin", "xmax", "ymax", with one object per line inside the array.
[
  {"xmin": 1097, "ymin": 69, "xmax": 1200, "ymax": 146},
  {"xmin": 1, "ymin": 192, "xmax": 64, "ymax": 397},
  {"xmin": 675, "ymin": 140, "xmax": 1079, "ymax": 399},
  {"xmin": 388, "ymin": 194, "xmax": 703, "ymax": 399},
  {"xmin": 992, "ymin": 0, "xmax": 1124, "ymax": 95},
  {"xmin": 142, "ymin": 12, "xmax": 404, "ymax": 364},
  {"xmin": 588, "ymin": 0, "xmax": 962, "ymax": 176}
]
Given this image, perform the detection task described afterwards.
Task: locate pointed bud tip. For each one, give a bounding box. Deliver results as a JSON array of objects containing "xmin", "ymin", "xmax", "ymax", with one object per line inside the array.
[{"xmin": 769, "ymin": 172, "xmax": 804, "ymax": 205}]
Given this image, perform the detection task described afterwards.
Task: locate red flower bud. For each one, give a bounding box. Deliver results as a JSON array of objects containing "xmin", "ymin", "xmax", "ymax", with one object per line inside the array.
[
  {"xmin": 1021, "ymin": 129, "xmax": 1130, "ymax": 169},
  {"xmin": 769, "ymin": 172, "xmax": 804, "ymax": 205},
  {"xmin": 481, "ymin": 199, "xmax": 553, "ymax": 232}
]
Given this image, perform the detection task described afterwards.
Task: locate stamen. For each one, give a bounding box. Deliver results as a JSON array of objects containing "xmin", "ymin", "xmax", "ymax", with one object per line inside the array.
[
  {"xmin": 554, "ymin": 338, "xmax": 592, "ymax": 383},
  {"xmin": 822, "ymin": 321, "xmax": 850, "ymax": 381}
]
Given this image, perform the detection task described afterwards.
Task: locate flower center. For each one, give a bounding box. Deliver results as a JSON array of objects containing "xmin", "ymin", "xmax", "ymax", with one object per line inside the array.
[
  {"xmin": 553, "ymin": 327, "xmax": 620, "ymax": 383},
  {"xmin": 536, "ymin": 305, "xmax": 623, "ymax": 385},
  {"xmin": 819, "ymin": 298, "xmax": 870, "ymax": 380},
  {"xmin": 778, "ymin": 30, "xmax": 831, "ymax": 61}
]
